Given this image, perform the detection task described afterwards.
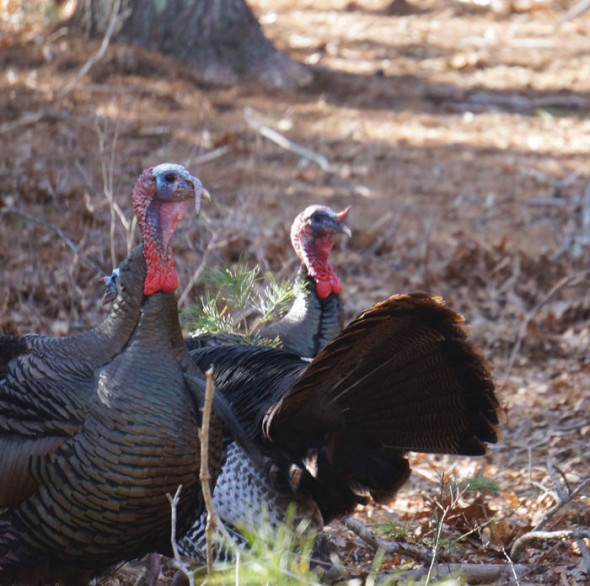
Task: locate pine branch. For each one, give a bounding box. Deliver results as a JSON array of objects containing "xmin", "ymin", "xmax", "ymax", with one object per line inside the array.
[
  {"xmin": 185, "ymin": 293, "xmax": 236, "ymax": 338},
  {"xmin": 255, "ymin": 273, "xmax": 303, "ymax": 325},
  {"xmin": 185, "ymin": 261, "xmax": 301, "ymax": 346}
]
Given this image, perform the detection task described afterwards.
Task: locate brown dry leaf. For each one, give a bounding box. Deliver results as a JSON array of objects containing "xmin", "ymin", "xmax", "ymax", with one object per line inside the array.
[{"xmin": 441, "ymin": 495, "xmax": 497, "ymax": 533}]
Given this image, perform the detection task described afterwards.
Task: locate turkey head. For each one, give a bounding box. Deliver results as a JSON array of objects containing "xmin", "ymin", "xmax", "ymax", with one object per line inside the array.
[
  {"xmin": 291, "ymin": 205, "xmax": 351, "ymax": 299},
  {"xmin": 133, "ymin": 163, "xmax": 210, "ymax": 296}
]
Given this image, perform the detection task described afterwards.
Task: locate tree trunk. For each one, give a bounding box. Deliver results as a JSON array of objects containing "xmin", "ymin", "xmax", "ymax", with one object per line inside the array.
[{"xmin": 70, "ymin": 0, "xmax": 312, "ymax": 90}]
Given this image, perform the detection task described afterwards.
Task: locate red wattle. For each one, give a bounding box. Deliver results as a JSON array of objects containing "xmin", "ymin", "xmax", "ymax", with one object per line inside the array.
[
  {"xmin": 331, "ymin": 274, "xmax": 343, "ymax": 295},
  {"xmin": 162, "ymin": 271, "xmax": 178, "ymax": 293},
  {"xmin": 144, "ymin": 272, "xmax": 160, "ymax": 296},
  {"xmin": 315, "ymin": 280, "xmax": 332, "ymax": 299},
  {"xmin": 144, "ymin": 268, "xmax": 178, "ymax": 296}
]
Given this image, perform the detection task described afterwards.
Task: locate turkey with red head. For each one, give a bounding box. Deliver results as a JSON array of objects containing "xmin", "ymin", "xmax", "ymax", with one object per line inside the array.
[
  {"xmin": 259, "ymin": 204, "xmax": 350, "ymax": 357},
  {"xmin": 186, "ymin": 204, "xmax": 351, "ymax": 358},
  {"xmin": 180, "ymin": 291, "xmax": 504, "ymax": 562},
  {"xmin": 0, "ymin": 164, "xmax": 232, "ymax": 585}
]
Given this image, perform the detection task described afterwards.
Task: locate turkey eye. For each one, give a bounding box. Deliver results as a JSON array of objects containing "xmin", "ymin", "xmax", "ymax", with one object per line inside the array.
[{"xmin": 164, "ymin": 173, "xmax": 176, "ymax": 183}]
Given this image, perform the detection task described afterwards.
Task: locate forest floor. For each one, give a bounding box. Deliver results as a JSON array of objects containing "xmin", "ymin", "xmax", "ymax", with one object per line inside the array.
[{"xmin": 1, "ymin": 0, "xmax": 589, "ymax": 584}]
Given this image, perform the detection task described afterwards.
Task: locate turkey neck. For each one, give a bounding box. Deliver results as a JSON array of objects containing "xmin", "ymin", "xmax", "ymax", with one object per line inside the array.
[
  {"xmin": 272, "ymin": 269, "xmax": 344, "ymax": 358},
  {"xmin": 132, "ymin": 289, "xmax": 198, "ymax": 374},
  {"xmin": 34, "ymin": 246, "xmax": 146, "ymax": 367},
  {"xmin": 295, "ymin": 233, "xmax": 342, "ymax": 299},
  {"xmin": 94, "ymin": 245, "xmax": 146, "ymax": 342}
]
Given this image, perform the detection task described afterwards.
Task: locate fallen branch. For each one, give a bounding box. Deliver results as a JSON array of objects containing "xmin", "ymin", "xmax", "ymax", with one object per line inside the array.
[
  {"xmin": 465, "ymin": 91, "xmax": 588, "ymax": 111},
  {"xmin": 533, "ymin": 472, "xmax": 590, "ymax": 532},
  {"xmin": 343, "ymin": 518, "xmax": 433, "ymax": 564},
  {"xmin": 510, "ymin": 529, "xmax": 590, "ymax": 562},
  {"xmin": 558, "ymin": 0, "xmax": 590, "ymax": 24},
  {"xmin": 244, "ymin": 108, "xmax": 330, "ymax": 170},
  {"xmin": 190, "ymin": 145, "xmax": 232, "ymax": 167},
  {"xmin": 398, "ymin": 561, "xmax": 528, "ymax": 582}
]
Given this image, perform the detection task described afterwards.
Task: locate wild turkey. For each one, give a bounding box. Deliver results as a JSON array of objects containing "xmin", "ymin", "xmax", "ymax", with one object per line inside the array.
[
  {"xmin": 180, "ymin": 292, "xmax": 504, "ymax": 561},
  {"xmin": 186, "ymin": 204, "xmax": 351, "ymax": 357},
  {"xmin": 258, "ymin": 204, "xmax": 350, "ymax": 357},
  {"xmin": 0, "ymin": 164, "xmax": 226, "ymax": 585}
]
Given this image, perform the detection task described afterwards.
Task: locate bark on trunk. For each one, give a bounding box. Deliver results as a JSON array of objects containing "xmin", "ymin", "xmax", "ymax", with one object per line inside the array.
[{"xmin": 70, "ymin": 0, "xmax": 312, "ymax": 90}]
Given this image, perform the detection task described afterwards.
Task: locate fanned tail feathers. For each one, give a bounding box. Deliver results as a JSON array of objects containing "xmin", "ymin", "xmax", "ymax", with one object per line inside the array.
[{"xmin": 265, "ymin": 292, "xmax": 503, "ymax": 518}]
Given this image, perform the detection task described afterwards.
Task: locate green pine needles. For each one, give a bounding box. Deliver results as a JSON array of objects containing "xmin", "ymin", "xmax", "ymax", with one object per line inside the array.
[{"xmin": 183, "ymin": 259, "xmax": 305, "ymax": 346}]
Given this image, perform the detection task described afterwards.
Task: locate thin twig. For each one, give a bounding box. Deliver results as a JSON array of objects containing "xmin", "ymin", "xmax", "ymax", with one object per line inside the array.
[
  {"xmin": 425, "ymin": 480, "xmax": 464, "ymax": 585},
  {"xmin": 0, "ymin": 111, "xmax": 45, "ymax": 134},
  {"xmin": 536, "ymin": 456, "xmax": 590, "ymax": 570},
  {"xmin": 501, "ymin": 547, "xmax": 521, "ymax": 586},
  {"xmin": 342, "ymin": 518, "xmax": 432, "ymax": 564},
  {"xmin": 546, "ymin": 456, "xmax": 572, "ymax": 495},
  {"xmin": 528, "ymin": 447, "xmax": 556, "ymax": 498},
  {"xmin": 57, "ymin": 0, "xmax": 130, "ymax": 99},
  {"xmin": 198, "ymin": 367, "xmax": 241, "ymax": 573},
  {"xmin": 190, "ymin": 145, "xmax": 232, "ymax": 167},
  {"xmin": 532, "ymin": 477, "xmax": 590, "ymax": 532},
  {"xmin": 96, "ymin": 118, "xmax": 123, "ymax": 268},
  {"xmin": 520, "ymin": 455, "xmax": 590, "ymax": 570},
  {"xmin": 199, "ymin": 367, "xmax": 216, "ymax": 573},
  {"xmin": 167, "ymin": 485, "xmax": 196, "ymax": 586},
  {"xmin": 2, "ymin": 208, "xmax": 104, "ymax": 274}
]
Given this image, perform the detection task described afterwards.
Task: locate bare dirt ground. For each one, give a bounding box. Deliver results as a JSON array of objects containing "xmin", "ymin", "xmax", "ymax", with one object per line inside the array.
[{"xmin": 1, "ymin": 0, "xmax": 589, "ymax": 584}]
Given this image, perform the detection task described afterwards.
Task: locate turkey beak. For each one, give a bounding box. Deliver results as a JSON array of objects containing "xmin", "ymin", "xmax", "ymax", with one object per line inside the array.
[
  {"xmin": 99, "ymin": 268, "xmax": 120, "ymax": 306},
  {"xmin": 339, "ymin": 223, "xmax": 352, "ymax": 238},
  {"xmin": 336, "ymin": 207, "xmax": 351, "ymax": 238},
  {"xmin": 194, "ymin": 183, "xmax": 212, "ymax": 216},
  {"xmin": 101, "ymin": 287, "xmax": 118, "ymax": 306}
]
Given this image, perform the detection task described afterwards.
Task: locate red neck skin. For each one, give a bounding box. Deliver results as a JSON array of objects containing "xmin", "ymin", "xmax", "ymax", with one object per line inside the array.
[
  {"xmin": 293, "ymin": 231, "xmax": 342, "ymax": 299},
  {"xmin": 133, "ymin": 169, "xmax": 189, "ymax": 296}
]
